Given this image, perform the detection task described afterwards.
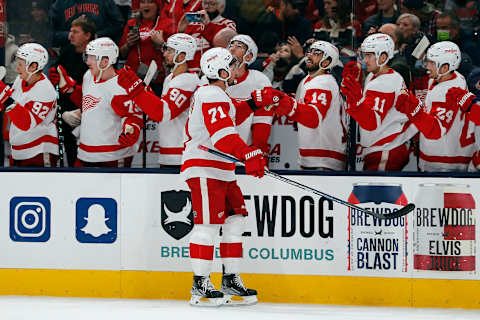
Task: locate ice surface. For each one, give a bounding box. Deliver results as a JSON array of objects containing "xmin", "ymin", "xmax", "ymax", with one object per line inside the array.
[{"xmin": 2, "ymin": 296, "xmax": 480, "ymax": 320}]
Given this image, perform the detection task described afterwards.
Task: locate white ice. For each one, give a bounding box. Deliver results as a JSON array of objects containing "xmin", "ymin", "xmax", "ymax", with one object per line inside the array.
[{"xmin": 2, "ymin": 296, "xmax": 480, "ymax": 320}]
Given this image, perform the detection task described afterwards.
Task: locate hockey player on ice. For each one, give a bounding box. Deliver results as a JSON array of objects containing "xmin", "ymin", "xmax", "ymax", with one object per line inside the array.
[
  {"xmin": 269, "ymin": 40, "xmax": 347, "ymax": 170},
  {"xmin": 118, "ymin": 33, "xmax": 200, "ymax": 167},
  {"xmin": 226, "ymin": 34, "xmax": 274, "ymax": 162},
  {"xmin": 396, "ymin": 41, "xmax": 474, "ymax": 172},
  {"xmin": 180, "ymin": 47, "xmax": 276, "ymax": 306},
  {"xmin": 55, "ymin": 37, "xmax": 143, "ymax": 167},
  {"xmin": 341, "ymin": 33, "xmax": 417, "ymax": 171},
  {"xmin": 0, "ymin": 43, "xmax": 59, "ymax": 167}
]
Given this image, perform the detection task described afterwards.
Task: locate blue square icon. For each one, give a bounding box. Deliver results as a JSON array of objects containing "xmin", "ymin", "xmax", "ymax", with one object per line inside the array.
[
  {"xmin": 76, "ymin": 198, "xmax": 117, "ymax": 243},
  {"xmin": 10, "ymin": 197, "xmax": 51, "ymax": 242}
]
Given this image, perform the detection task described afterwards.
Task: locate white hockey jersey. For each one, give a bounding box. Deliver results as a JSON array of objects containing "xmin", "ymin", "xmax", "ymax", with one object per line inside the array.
[
  {"xmin": 419, "ymin": 71, "xmax": 474, "ymax": 172},
  {"xmin": 77, "ymin": 71, "xmax": 143, "ymax": 162},
  {"xmin": 157, "ymin": 71, "xmax": 200, "ymax": 165},
  {"xmin": 226, "ymin": 69, "xmax": 273, "ymax": 145},
  {"xmin": 181, "ymin": 85, "xmax": 241, "ymax": 182},
  {"xmin": 9, "ymin": 74, "xmax": 59, "ymax": 160},
  {"xmin": 295, "ymin": 73, "xmax": 346, "ymax": 170},
  {"xmin": 349, "ymin": 69, "xmax": 417, "ymax": 156}
]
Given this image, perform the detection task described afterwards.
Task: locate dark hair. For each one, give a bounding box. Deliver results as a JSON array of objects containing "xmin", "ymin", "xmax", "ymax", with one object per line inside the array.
[
  {"xmin": 281, "ymin": 0, "xmax": 308, "ymax": 15},
  {"xmin": 71, "ymin": 17, "xmax": 96, "ymax": 40},
  {"xmin": 438, "ymin": 11, "xmax": 460, "ymax": 29},
  {"xmin": 323, "ymin": 0, "xmax": 352, "ymax": 27}
]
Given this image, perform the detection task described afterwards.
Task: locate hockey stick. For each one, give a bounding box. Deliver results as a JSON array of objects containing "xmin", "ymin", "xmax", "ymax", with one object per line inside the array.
[
  {"xmin": 198, "ymin": 145, "xmax": 415, "ymax": 220},
  {"xmin": 140, "ymin": 60, "xmax": 158, "ymax": 168}
]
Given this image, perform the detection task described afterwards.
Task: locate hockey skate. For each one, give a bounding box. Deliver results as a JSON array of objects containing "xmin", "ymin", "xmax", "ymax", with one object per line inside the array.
[
  {"xmin": 189, "ymin": 275, "xmax": 225, "ymax": 307},
  {"xmin": 221, "ymin": 273, "xmax": 258, "ymax": 306}
]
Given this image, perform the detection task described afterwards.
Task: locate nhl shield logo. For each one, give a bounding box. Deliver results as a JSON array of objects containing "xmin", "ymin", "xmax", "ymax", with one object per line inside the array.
[{"xmin": 161, "ymin": 190, "xmax": 194, "ymax": 240}]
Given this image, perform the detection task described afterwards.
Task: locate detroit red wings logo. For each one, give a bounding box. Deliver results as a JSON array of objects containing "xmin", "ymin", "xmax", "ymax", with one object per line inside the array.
[{"xmin": 82, "ymin": 94, "xmax": 101, "ymax": 112}]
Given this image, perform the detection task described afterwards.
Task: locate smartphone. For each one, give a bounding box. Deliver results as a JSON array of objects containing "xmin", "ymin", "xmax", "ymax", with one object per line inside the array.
[
  {"xmin": 185, "ymin": 12, "xmax": 203, "ymax": 23},
  {"xmin": 129, "ymin": 25, "xmax": 139, "ymax": 34}
]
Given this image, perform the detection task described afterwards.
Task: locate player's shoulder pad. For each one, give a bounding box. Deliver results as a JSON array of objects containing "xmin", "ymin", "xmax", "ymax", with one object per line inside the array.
[
  {"xmin": 197, "ymin": 85, "xmax": 230, "ymax": 104},
  {"xmin": 248, "ymin": 69, "xmax": 272, "ymax": 87}
]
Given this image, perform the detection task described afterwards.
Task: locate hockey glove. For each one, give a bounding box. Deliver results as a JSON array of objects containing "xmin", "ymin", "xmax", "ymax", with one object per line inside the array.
[
  {"xmin": 57, "ymin": 65, "xmax": 76, "ymax": 94},
  {"xmin": 446, "ymin": 87, "xmax": 478, "ymax": 113},
  {"xmin": 274, "ymin": 92, "xmax": 297, "ymax": 117},
  {"xmin": 341, "ymin": 61, "xmax": 362, "ymax": 83},
  {"xmin": 118, "ymin": 120, "xmax": 141, "ymax": 147},
  {"xmin": 0, "ymin": 81, "xmax": 14, "ymax": 107},
  {"xmin": 241, "ymin": 146, "xmax": 266, "ymax": 178},
  {"xmin": 341, "ymin": 75, "xmax": 363, "ymax": 107},
  {"xmin": 118, "ymin": 66, "xmax": 145, "ymax": 98},
  {"xmin": 48, "ymin": 66, "xmax": 60, "ymax": 86},
  {"xmin": 251, "ymin": 87, "xmax": 282, "ymax": 109},
  {"xmin": 396, "ymin": 89, "xmax": 423, "ymax": 120},
  {"xmin": 62, "ymin": 109, "xmax": 81, "ymax": 127}
]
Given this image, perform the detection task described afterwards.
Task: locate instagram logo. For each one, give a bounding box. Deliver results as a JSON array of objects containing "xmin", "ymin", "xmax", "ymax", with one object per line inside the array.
[{"xmin": 10, "ymin": 197, "xmax": 51, "ymax": 242}]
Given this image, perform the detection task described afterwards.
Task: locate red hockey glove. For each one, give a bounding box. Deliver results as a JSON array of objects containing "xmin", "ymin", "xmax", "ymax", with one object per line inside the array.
[
  {"xmin": 0, "ymin": 81, "xmax": 14, "ymax": 108},
  {"xmin": 341, "ymin": 75, "xmax": 363, "ymax": 106},
  {"xmin": 48, "ymin": 66, "xmax": 60, "ymax": 86},
  {"xmin": 342, "ymin": 61, "xmax": 362, "ymax": 82},
  {"xmin": 396, "ymin": 89, "xmax": 423, "ymax": 120},
  {"xmin": 241, "ymin": 146, "xmax": 266, "ymax": 178},
  {"xmin": 57, "ymin": 65, "xmax": 76, "ymax": 94},
  {"xmin": 251, "ymin": 87, "xmax": 282, "ymax": 108},
  {"xmin": 118, "ymin": 66, "xmax": 145, "ymax": 98},
  {"xmin": 446, "ymin": 87, "xmax": 478, "ymax": 113},
  {"xmin": 274, "ymin": 92, "xmax": 297, "ymax": 117},
  {"xmin": 118, "ymin": 120, "xmax": 141, "ymax": 147}
]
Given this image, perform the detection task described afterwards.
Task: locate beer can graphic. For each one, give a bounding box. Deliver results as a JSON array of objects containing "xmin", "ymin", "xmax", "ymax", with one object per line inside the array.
[
  {"xmin": 347, "ymin": 183, "xmax": 408, "ymax": 273},
  {"xmin": 413, "ymin": 183, "xmax": 476, "ymax": 272}
]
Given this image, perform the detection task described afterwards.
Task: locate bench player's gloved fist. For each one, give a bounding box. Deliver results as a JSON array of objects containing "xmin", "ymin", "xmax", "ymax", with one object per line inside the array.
[
  {"xmin": 341, "ymin": 61, "xmax": 362, "ymax": 83},
  {"xmin": 57, "ymin": 65, "xmax": 76, "ymax": 94},
  {"xmin": 273, "ymin": 92, "xmax": 297, "ymax": 117},
  {"xmin": 251, "ymin": 87, "xmax": 281, "ymax": 109},
  {"xmin": 240, "ymin": 146, "xmax": 266, "ymax": 178},
  {"xmin": 48, "ymin": 66, "xmax": 60, "ymax": 86},
  {"xmin": 340, "ymin": 75, "xmax": 363, "ymax": 106},
  {"xmin": 0, "ymin": 80, "xmax": 14, "ymax": 107},
  {"xmin": 118, "ymin": 66, "xmax": 145, "ymax": 98},
  {"xmin": 446, "ymin": 87, "xmax": 478, "ymax": 113},
  {"xmin": 396, "ymin": 89, "xmax": 423, "ymax": 120},
  {"xmin": 118, "ymin": 120, "xmax": 141, "ymax": 147}
]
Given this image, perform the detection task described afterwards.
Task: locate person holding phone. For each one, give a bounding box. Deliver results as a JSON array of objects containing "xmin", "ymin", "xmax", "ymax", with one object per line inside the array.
[
  {"xmin": 119, "ymin": 0, "xmax": 175, "ymax": 92},
  {"xmin": 178, "ymin": 0, "xmax": 236, "ymax": 71}
]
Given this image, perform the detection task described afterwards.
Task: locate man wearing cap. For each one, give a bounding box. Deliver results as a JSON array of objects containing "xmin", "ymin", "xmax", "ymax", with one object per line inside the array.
[{"xmin": 401, "ymin": 0, "xmax": 441, "ymax": 39}]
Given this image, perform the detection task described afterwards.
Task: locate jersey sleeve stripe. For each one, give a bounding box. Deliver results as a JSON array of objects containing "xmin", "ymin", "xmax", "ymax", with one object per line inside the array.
[{"xmin": 210, "ymin": 127, "xmax": 237, "ymax": 145}]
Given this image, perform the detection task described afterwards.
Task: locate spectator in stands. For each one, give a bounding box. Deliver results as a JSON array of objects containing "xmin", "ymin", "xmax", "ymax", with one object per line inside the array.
[
  {"xmin": 179, "ymin": 0, "xmax": 236, "ymax": 70},
  {"xmin": 467, "ymin": 68, "xmax": 480, "ymax": 97},
  {"xmin": 436, "ymin": 11, "xmax": 480, "ymax": 68},
  {"xmin": 378, "ymin": 23, "xmax": 411, "ymax": 87},
  {"xmin": 444, "ymin": 0, "xmax": 479, "ymax": 35},
  {"xmin": 257, "ymin": 0, "xmax": 313, "ymax": 50},
  {"xmin": 161, "ymin": 0, "xmax": 202, "ymax": 33},
  {"xmin": 400, "ymin": 0, "xmax": 441, "ymax": 39},
  {"xmin": 49, "ymin": 0, "xmax": 125, "ymax": 48},
  {"xmin": 114, "ymin": 0, "xmax": 134, "ymax": 22},
  {"xmin": 362, "ymin": 0, "xmax": 401, "ymax": 36},
  {"xmin": 119, "ymin": 0, "xmax": 174, "ymax": 92},
  {"xmin": 396, "ymin": 13, "xmax": 426, "ymax": 67},
  {"xmin": 313, "ymin": 0, "xmax": 361, "ymax": 55},
  {"xmin": 48, "ymin": 17, "xmax": 95, "ymax": 167},
  {"xmin": 355, "ymin": 0, "xmax": 378, "ymax": 24}
]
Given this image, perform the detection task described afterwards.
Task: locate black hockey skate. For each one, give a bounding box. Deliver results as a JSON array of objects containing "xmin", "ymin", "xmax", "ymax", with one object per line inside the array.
[
  {"xmin": 189, "ymin": 275, "xmax": 225, "ymax": 307},
  {"xmin": 221, "ymin": 273, "xmax": 258, "ymax": 306}
]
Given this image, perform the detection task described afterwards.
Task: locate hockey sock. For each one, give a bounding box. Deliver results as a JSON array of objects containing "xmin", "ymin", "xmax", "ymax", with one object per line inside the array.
[
  {"xmin": 189, "ymin": 224, "xmax": 219, "ymax": 276},
  {"xmin": 220, "ymin": 215, "xmax": 246, "ymax": 274}
]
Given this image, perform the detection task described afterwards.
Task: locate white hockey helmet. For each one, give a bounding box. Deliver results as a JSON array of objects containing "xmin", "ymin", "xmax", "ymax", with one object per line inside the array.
[
  {"xmin": 166, "ymin": 33, "xmax": 197, "ymax": 62},
  {"xmin": 228, "ymin": 34, "xmax": 258, "ymax": 65},
  {"xmin": 200, "ymin": 47, "xmax": 236, "ymax": 81},
  {"xmin": 85, "ymin": 37, "xmax": 119, "ymax": 67},
  {"xmin": 16, "ymin": 43, "xmax": 49, "ymax": 75},
  {"xmin": 361, "ymin": 33, "xmax": 394, "ymax": 67},
  {"xmin": 426, "ymin": 41, "xmax": 461, "ymax": 78},
  {"xmin": 308, "ymin": 40, "xmax": 339, "ymax": 70}
]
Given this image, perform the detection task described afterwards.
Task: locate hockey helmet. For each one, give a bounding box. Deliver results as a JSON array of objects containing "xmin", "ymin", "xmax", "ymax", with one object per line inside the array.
[
  {"xmin": 308, "ymin": 40, "xmax": 339, "ymax": 70},
  {"xmin": 166, "ymin": 33, "xmax": 197, "ymax": 63},
  {"xmin": 85, "ymin": 37, "xmax": 119, "ymax": 67},
  {"xmin": 16, "ymin": 43, "xmax": 48, "ymax": 73},
  {"xmin": 361, "ymin": 33, "xmax": 394, "ymax": 67},
  {"xmin": 425, "ymin": 41, "xmax": 461, "ymax": 78},
  {"xmin": 200, "ymin": 47, "xmax": 236, "ymax": 81},
  {"xmin": 228, "ymin": 34, "xmax": 258, "ymax": 65}
]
